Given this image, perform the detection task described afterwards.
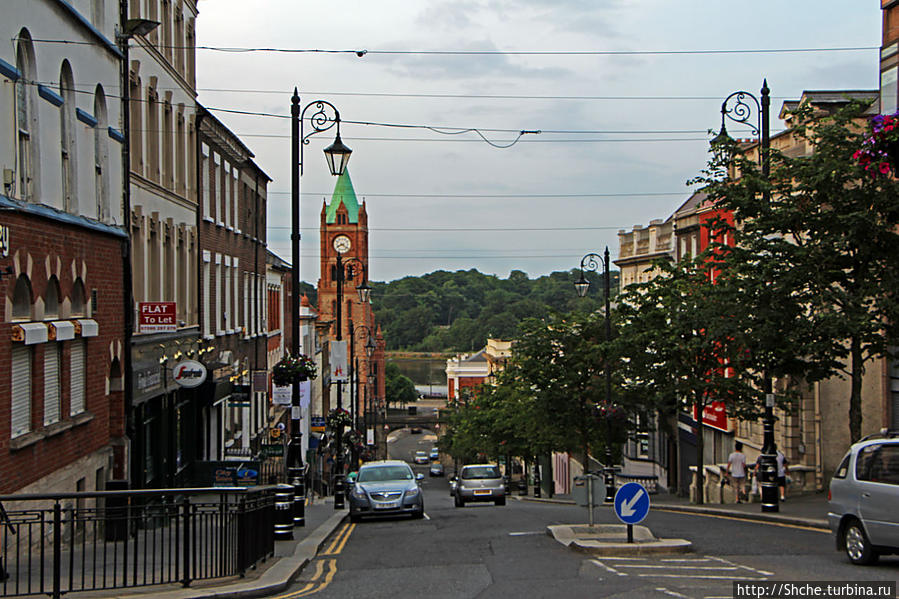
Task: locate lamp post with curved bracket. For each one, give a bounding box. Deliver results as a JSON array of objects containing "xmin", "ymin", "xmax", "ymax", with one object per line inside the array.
[
  {"xmin": 574, "ymin": 248, "xmax": 615, "ymax": 502},
  {"xmin": 713, "ymin": 81, "xmax": 779, "ymax": 513},
  {"xmin": 290, "ymin": 90, "xmax": 352, "ymax": 521},
  {"xmin": 330, "ymin": 253, "xmax": 371, "ymax": 509},
  {"xmin": 348, "ymin": 323, "xmax": 376, "ymax": 467}
]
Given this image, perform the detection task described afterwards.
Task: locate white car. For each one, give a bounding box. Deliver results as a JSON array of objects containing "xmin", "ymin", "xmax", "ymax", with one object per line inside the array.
[{"xmin": 413, "ymin": 451, "xmax": 429, "ymax": 465}]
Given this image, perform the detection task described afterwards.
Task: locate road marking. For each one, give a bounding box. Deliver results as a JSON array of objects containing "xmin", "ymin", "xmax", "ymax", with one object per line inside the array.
[
  {"xmin": 508, "ymin": 531, "xmax": 543, "ymax": 536},
  {"xmin": 705, "ymin": 555, "xmax": 772, "ymax": 576},
  {"xmin": 656, "ymin": 588, "xmax": 692, "ymax": 599},
  {"xmin": 590, "ymin": 559, "xmax": 628, "ymax": 576},
  {"xmin": 292, "ymin": 558, "xmax": 338, "ymax": 597},
  {"xmin": 593, "ymin": 556, "xmax": 646, "ymax": 560},
  {"xmin": 321, "ymin": 523, "xmax": 355, "ymax": 556},
  {"xmin": 638, "ymin": 574, "xmax": 766, "ymax": 580},
  {"xmin": 623, "ymin": 565, "xmax": 740, "ymax": 571},
  {"xmin": 653, "ymin": 507, "xmax": 829, "ymax": 533},
  {"xmin": 423, "ymin": 512, "xmax": 430, "ymax": 520}
]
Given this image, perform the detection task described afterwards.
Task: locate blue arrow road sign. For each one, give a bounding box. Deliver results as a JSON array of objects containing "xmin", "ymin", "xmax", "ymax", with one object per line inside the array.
[{"xmin": 614, "ymin": 482, "xmax": 650, "ymax": 525}]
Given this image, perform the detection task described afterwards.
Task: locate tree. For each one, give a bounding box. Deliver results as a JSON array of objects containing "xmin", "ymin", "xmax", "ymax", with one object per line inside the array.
[
  {"xmin": 700, "ymin": 100, "xmax": 899, "ymax": 442},
  {"xmin": 384, "ymin": 362, "xmax": 418, "ymax": 407},
  {"xmin": 615, "ymin": 256, "xmax": 763, "ymax": 503}
]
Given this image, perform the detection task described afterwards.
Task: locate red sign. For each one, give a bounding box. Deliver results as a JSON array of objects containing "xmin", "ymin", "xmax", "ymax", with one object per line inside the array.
[
  {"xmin": 693, "ymin": 401, "xmax": 729, "ymax": 432},
  {"xmin": 139, "ymin": 302, "xmax": 177, "ymax": 333}
]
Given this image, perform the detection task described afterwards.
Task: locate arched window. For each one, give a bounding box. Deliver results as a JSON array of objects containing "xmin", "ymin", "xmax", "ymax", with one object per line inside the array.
[
  {"xmin": 59, "ymin": 60, "xmax": 77, "ymax": 213},
  {"xmin": 12, "ymin": 274, "xmax": 32, "ymax": 321},
  {"xmin": 45, "ymin": 275, "xmax": 60, "ymax": 319},
  {"xmin": 94, "ymin": 85, "xmax": 109, "ymax": 221},
  {"xmin": 109, "ymin": 357, "xmax": 123, "ymax": 393},
  {"xmin": 16, "ymin": 29, "xmax": 38, "ymax": 202},
  {"xmin": 71, "ymin": 278, "xmax": 86, "ymax": 317}
]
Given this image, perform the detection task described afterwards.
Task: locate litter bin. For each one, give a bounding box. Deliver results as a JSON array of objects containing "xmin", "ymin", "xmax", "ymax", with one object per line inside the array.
[
  {"xmin": 104, "ymin": 479, "xmax": 129, "ymax": 542},
  {"xmin": 274, "ymin": 484, "xmax": 294, "ymax": 541},
  {"xmin": 517, "ymin": 478, "xmax": 528, "ymax": 496}
]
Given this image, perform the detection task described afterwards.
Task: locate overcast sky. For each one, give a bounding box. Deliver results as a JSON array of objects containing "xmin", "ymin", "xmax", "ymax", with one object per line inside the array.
[{"xmin": 194, "ymin": 1, "xmax": 880, "ymax": 284}]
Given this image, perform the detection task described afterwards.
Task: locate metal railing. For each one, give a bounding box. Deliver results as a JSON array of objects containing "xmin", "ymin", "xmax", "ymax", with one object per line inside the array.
[{"xmin": 0, "ymin": 486, "xmax": 276, "ymax": 598}]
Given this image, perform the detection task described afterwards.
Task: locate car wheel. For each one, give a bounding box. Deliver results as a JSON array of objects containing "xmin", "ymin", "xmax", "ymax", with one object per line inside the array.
[
  {"xmin": 454, "ymin": 495, "xmax": 464, "ymax": 507},
  {"xmin": 411, "ymin": 507, "xmax": 424, "ymax": 519},
  {"xmin": 844, "ymin": 520, "xmax": 878, "ymax": 565},
  {"xmin": 495, "ymin": 496, "xmax": 506, "ymax": 506}
]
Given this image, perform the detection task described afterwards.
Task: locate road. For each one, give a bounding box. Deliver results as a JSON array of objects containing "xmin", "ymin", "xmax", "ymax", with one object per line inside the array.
[{"xmin": 268, "ymin": 435, "xmax": 898, "ymax": 598}]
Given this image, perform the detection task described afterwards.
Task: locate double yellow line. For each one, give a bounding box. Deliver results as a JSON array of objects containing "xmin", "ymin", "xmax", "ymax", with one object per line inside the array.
[{"xmin": 274, "ymin": 522, "xmax": 356, "ymax": 598}]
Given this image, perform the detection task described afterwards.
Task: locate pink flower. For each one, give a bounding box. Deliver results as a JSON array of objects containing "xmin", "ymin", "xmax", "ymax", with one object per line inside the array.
[{"xmin": 880, "ymin": 162, "xmax": 891, "ymax": 175}]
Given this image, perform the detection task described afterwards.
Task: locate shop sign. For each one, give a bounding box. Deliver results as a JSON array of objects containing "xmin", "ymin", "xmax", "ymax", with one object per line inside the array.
[
  {"xmin": 138, "ymin": 302, "xmax": 177, "ymax": 333},
  {"xmin": 330, "ymin": 340, "xmax": 347, "ymax": 382},
  {"xmin": 171, "ymin": 360, "xmax": 207, "ymax": 388}
]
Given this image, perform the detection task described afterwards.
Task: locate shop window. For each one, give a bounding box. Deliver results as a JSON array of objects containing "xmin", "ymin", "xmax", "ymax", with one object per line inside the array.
[{"xmin": 45, "ymin": 276, "xmax": 60, "ymax": 319}]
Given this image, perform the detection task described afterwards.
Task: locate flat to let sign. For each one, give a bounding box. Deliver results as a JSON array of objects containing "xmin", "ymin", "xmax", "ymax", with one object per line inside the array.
[{"xmin": 139, "ymin": 302, "xmax": 177, "ymax": 333}]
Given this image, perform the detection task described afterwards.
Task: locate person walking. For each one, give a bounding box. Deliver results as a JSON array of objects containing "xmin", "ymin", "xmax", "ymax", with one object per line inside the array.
[
  {"xmin": 754, "ymin": 449, "xmax": 790, "ymax": 501},
  {"xmin": 726, "ymin": 441, "xmax": 748, "ymax": 503}
]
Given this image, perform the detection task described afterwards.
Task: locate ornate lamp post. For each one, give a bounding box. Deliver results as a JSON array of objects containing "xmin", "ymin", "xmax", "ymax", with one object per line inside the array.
[
  {"xmin": 713, "ymin": 81, "xmax": 778, "ymax": 513},
  {"xmin": 574, "ymin": 247, "xmax": 615, "ymax": 502},
  {"xmin": 289, "ymin": 90, "xmax": 352, "ymax": 522},
  {"xmin": 330, "ymin": 253, "xmax": 370, "ymax": 509}
]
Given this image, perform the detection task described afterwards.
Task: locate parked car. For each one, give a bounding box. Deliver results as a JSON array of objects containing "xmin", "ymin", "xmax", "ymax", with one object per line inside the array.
[
  {"xmin": 413, "ymin": 451, "xmax": 429, "ymax": 465},
  {"xmin": 429, "ymin": 447, "xmax": 439, "ymax": 461},
  {"xmin": 429, "ymin": 462, "xmax": 444, "ymax": 477},
  {"xmin": 454, "ymin": 464, "xmax": 506, "ymax": 507},
  {"xmin": 348, "ymin": 460, "xmax": 425, "ymax": 523},
  {"xmin": 827, "ymin": 430, "xmax": 899, "ymax": 564},
  {"xmin": 449, "ymin": 474, "xmax": 458, "ymax": 496}
]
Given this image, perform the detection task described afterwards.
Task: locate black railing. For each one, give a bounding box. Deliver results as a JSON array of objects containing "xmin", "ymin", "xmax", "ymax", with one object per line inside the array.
[{"xmin": 0, "ymin": 486, "xmax": 275, "ymax": 598}]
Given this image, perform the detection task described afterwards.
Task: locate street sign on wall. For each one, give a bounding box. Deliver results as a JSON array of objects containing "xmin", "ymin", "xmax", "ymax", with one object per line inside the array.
[{"xmin": 138, "ymin": 302, "xmax": 177, "ymax": 333}]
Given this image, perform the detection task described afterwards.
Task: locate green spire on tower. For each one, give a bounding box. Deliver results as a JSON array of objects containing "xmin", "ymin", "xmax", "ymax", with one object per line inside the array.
[{"xmin": 325, "ymin": 169, "xmax": 360, "ymax": 224}]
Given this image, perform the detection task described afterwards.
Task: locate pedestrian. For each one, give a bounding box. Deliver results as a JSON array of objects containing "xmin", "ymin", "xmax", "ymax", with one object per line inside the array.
[{"xmin": 726, "ymin": 441, "xmax": 748, "ymax": 503}]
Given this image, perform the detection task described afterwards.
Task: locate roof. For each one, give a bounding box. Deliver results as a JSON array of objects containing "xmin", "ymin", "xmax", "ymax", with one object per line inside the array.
[
  {"xmin": 325, "ymin": 170, "xmax": 360, "ymax": 224},
  {"xmin": 462, "ymin": 349, "xmax": 488, "ymax": 363},
  {"xmin": 671, "ymin": 190, "xmax": 708, "ymax": 219},
  {"xmin": 779, "ymin": 90, "xmax": 879, "ymax": 119}
]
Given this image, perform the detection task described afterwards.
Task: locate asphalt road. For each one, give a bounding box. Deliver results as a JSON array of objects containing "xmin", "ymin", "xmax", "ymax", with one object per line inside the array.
[{"xmin": 268, "ymin": 436, "xmax": 898, "ymax": 599}]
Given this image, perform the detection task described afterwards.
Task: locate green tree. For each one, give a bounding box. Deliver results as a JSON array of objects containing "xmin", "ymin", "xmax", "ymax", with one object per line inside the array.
[
  {"xmin": 699, "ymin": 100, "xmax": 899, "ymax": 442},
  {"xmin": 384, "ymin": 362, "xmax": 418, "ymax": 407}
]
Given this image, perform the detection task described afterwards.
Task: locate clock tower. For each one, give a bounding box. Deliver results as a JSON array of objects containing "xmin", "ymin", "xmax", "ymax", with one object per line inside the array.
[{"xmin": 318, "ymin": 170, "xmax": 385, "ymax": 455}]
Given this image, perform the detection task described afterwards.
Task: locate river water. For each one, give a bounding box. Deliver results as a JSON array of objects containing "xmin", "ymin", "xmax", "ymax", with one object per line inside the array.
[{"xmin": 390, "ymin": 356, "xmax": 448, "ymax": 398}]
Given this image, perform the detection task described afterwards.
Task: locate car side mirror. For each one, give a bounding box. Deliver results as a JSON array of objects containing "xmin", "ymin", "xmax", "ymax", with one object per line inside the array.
[{"xmin": 416, "ymin": 473, "xmax": 425, "ymax": 481}]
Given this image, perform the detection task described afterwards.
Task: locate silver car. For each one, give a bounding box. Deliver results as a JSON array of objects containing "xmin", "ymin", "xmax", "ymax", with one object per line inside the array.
[
  {"xmin": 827, "ymin": 432, "xmax": 899, "ymax": 564},
  {"xmin": 454, "ymin": 464, "xmax": 506, "ymax": 507},
  {"xmin": 348, "ymin": 460, "xmax": 425, "ymax": 522}
]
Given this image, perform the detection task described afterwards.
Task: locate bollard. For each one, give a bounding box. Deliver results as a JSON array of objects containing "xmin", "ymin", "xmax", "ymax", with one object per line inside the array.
[
  {"xmin": 517, "ymin": 478, "xmax": 527, "ymax": 496},
  {"xmin": 533, "ymin": 468, "xmax": 541, "ymax": 498},
  {"xmin": 289, "ymin": 467, "xmax": 305, "ymax": 527},
  {"xmin": 273, "ymin": 484, "xmax": 294, "ymax": 541}
]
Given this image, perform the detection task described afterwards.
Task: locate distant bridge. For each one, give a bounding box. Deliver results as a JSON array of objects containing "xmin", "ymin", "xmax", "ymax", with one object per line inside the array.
[{"xmin": 382, "ymin": 407, "xmax": 442, "ymax": 433}]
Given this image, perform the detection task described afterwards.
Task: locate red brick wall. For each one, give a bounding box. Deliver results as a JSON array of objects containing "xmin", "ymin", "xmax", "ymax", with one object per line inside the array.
[{"xmin": 0, "ymin": 212, "xmax": 126, "ymax": 493}]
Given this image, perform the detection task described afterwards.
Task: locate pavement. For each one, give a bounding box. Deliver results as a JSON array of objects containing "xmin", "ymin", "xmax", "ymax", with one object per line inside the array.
[
  {"xmin": 80, "ymin": 495, "xmax": 348, "ymax": 599},
  {"xmin": 517, "ymin": 488, "xmax": 830, "ymax": 529}
]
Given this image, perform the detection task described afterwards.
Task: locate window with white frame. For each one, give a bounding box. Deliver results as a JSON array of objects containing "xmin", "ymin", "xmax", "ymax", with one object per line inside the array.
[
  {"xmin": 11, "ymin": 345, "xmax": 32, "ymax": 437},
  {"xmin": 94, "ymin": 85, "xmax": 109, "ymax": 221},
  {"xmin": 243, "ymin": 272, "xmax": 249, "ymax": 336},
  {"xmin": 232, "ymin": 167, "xmax": 239, "ymax": 231},
  {"xmin": 232, "ymin": 258, "xmax": 239, "ymax": 332},
  {"xmin": 16, "ymin": 30, "xmax": 37, "ymax": 202},
  {"xmin": 60, "ymin": 61, "xmax": 77, "ymax": 213},
  {"xmin": 215, "ymin": 255, "xmax": 223, "ymax": 333},
  {"xmin": 224, "ymin": 257, "xmax": 232, "ymax": 331},
  {"xmin": 202, "ymin": 251, "xmax": 211, "ymax": 336},
  {"xmin": 70, "ymin": 340, "xmax": 86, "ymax": 415},
  {"xmin": 223, "ymin": 162, "xmax": 231, "ymax": 228},
  {"xmin": 201, "ymin": 144, "xmax": 210, "ymax": 219}
]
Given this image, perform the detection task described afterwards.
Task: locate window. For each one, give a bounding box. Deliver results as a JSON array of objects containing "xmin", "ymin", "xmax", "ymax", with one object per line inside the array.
[
  {"xmin": 16, "ymin": 30, "xmax": 37, "ymax": 202},
  {"xmin": 202, "ymin": 254, "xmax": 211, "ymax": 336},
  {"xmin": 201, "ymin": 144, "xmax": 210, "ymax": 218},
  {"xmin": 882, "ymin": 66, "xmax": 898, "ymax": 116},
  {"xmin": 176, "ymin": 108, "xmax": 185, "ymax": 194},
  {"xmin": 11, "ymin": 345, "xmax": 32, "ymax": 437},
  {"xmin": 856, "ymin": 444, "xmax": 899, "ymax": 485},
  {"xmin": 45, "ymin": 276, "xmax": 60, "ymax": 319},
  {"xmin": 44, "ymin": 343, "xmax": 61, "ymax": 425},
  {"xmin": 163, "ymin": 100, "xmax": 173, "ymax": 188},
  {"xmin": 94, "ymin": 85, "xmax": 109, "ymax": 221},
  {"xmin": 60, "ymin": 61, "xmax": 77, "ymax": 213},
  {"xmin": 12, "ymin": 274, "xmax": 32, "ymax": 321},
  {"xmin": 147, "ymin": 87, "xmax": 159, "ymax": 181},
  {"xmin": 129, "ymin": 71, "xmax": 142, "ymax": 173},
  {"xmin": 70, "ymin": 340, "xmax": 86, "ymax": 415},
  {"xmin": 72, "ymin": 278, "xmax": 86, "ymax": 317}
]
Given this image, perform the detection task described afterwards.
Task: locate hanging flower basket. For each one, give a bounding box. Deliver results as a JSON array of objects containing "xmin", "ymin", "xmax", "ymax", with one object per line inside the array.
[
  {"xmin": 271, "ymin": 353, "xmax": 317, "ymax": 387},
  {"xmin": 326, "ymin": 408, "xmax": 353, "ymax": 431},
  {"xmin": 854, "ymin": 111, "xmax": 899, "ymax": 177}
]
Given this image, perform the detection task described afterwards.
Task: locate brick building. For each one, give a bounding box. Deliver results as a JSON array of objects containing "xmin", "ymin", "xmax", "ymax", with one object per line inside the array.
[{"xmin": 0, "ymin": 1, "xmax": 128, "ymax": 494}]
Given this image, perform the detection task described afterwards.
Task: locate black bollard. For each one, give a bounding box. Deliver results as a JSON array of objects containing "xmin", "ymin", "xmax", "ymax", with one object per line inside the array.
[{"xmin": 274, "ymin": 484, "xmax": 294, "ymax": 540}]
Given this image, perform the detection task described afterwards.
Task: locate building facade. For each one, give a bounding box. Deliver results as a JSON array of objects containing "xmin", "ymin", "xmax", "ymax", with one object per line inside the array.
[{"xmin": 0, "ymin": 0, "xmax": 128, "ymax": 495}]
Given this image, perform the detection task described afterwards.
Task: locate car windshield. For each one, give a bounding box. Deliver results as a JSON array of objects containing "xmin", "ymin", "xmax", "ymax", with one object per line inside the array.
[
  {"xmin": 357, "ymin": 466, "xmax": 413, "ymax": 482},
  {"xmin": 416, "ymin": 451, "xmax": 426, "ymax": 456},
  {"xmin": 461, "ymin": 466, "xmax": 500, "ymax": 479}
]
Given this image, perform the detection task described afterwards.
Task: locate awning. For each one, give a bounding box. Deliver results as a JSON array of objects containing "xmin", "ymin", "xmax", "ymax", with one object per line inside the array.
[
  {"xmin": 50, "ymin": 320, "xmax": 75, "ymax": 341},
  {"xmin": 12, "ymin": 323, "xmax": 48, "ymax": 345},
  {"xmin": 76, "ymin": 319, "xmax": 98, "ymax": 337}
]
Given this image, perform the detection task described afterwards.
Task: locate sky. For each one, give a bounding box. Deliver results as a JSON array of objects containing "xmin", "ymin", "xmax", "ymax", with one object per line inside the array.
[{"xmin": 194, "ymin": 0, "xmax": 881, "ymax": 284}]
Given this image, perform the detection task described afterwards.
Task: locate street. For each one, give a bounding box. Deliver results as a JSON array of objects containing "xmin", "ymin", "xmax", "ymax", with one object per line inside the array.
[{"xmin": 265, "ymin": 432, "xmax": 899, "ymax": 599}]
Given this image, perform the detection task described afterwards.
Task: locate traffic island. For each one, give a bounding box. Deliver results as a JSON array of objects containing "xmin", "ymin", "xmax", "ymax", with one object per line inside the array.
[{"xmin": 546, "ymin": 524, "xmax": 692, "ymax": 556}]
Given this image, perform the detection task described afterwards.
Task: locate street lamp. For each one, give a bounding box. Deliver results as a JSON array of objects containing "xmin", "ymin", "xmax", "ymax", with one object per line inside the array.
[
  {"xmin": 290, "ymin": 90, "xmax": 352, "ymax": 522},
  {"xmin": 331, "ymin": 253, "xmax": 370, "ymax": 508},
  {"xmin": 714, "ymin": 81, "xmax": 778, "ymax": 513},
  {"xmin": 349, "ymin": 323, "xmax": 376, "ymax": 464},
  {"xmin": 574, "ymin": 248, "xmax": 615, "ymax": 502}
]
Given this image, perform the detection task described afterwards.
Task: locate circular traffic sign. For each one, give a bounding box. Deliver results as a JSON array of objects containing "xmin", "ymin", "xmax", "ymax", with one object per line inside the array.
[{"xmin": 613, "ymin": 482, "xmax": 650, "ymax": 525}]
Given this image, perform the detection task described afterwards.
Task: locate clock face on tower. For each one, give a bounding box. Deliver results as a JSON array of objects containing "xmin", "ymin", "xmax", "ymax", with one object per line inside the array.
[{"xmin": 333, "ymin": 235, "xmax": 352, "ymax": 254}]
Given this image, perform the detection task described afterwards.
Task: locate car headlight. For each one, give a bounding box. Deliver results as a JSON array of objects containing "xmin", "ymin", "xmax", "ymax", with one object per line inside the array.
[
  {"xmin": 405, "ymin": 487, "xmax": 420, "ymax": 498},
  {"xmin": 352, "ymin": 486, "xmax": 367, "ymax": 499}
]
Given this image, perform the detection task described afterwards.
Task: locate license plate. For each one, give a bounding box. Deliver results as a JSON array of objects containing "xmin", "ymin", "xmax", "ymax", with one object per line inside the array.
[
  {"xmin": 474, "ymin": 490, "xmax": 491, "ymax": 496},
  {"xmin": 375, "ymin": 501, "xmax": 399, "ymax": 509}
]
